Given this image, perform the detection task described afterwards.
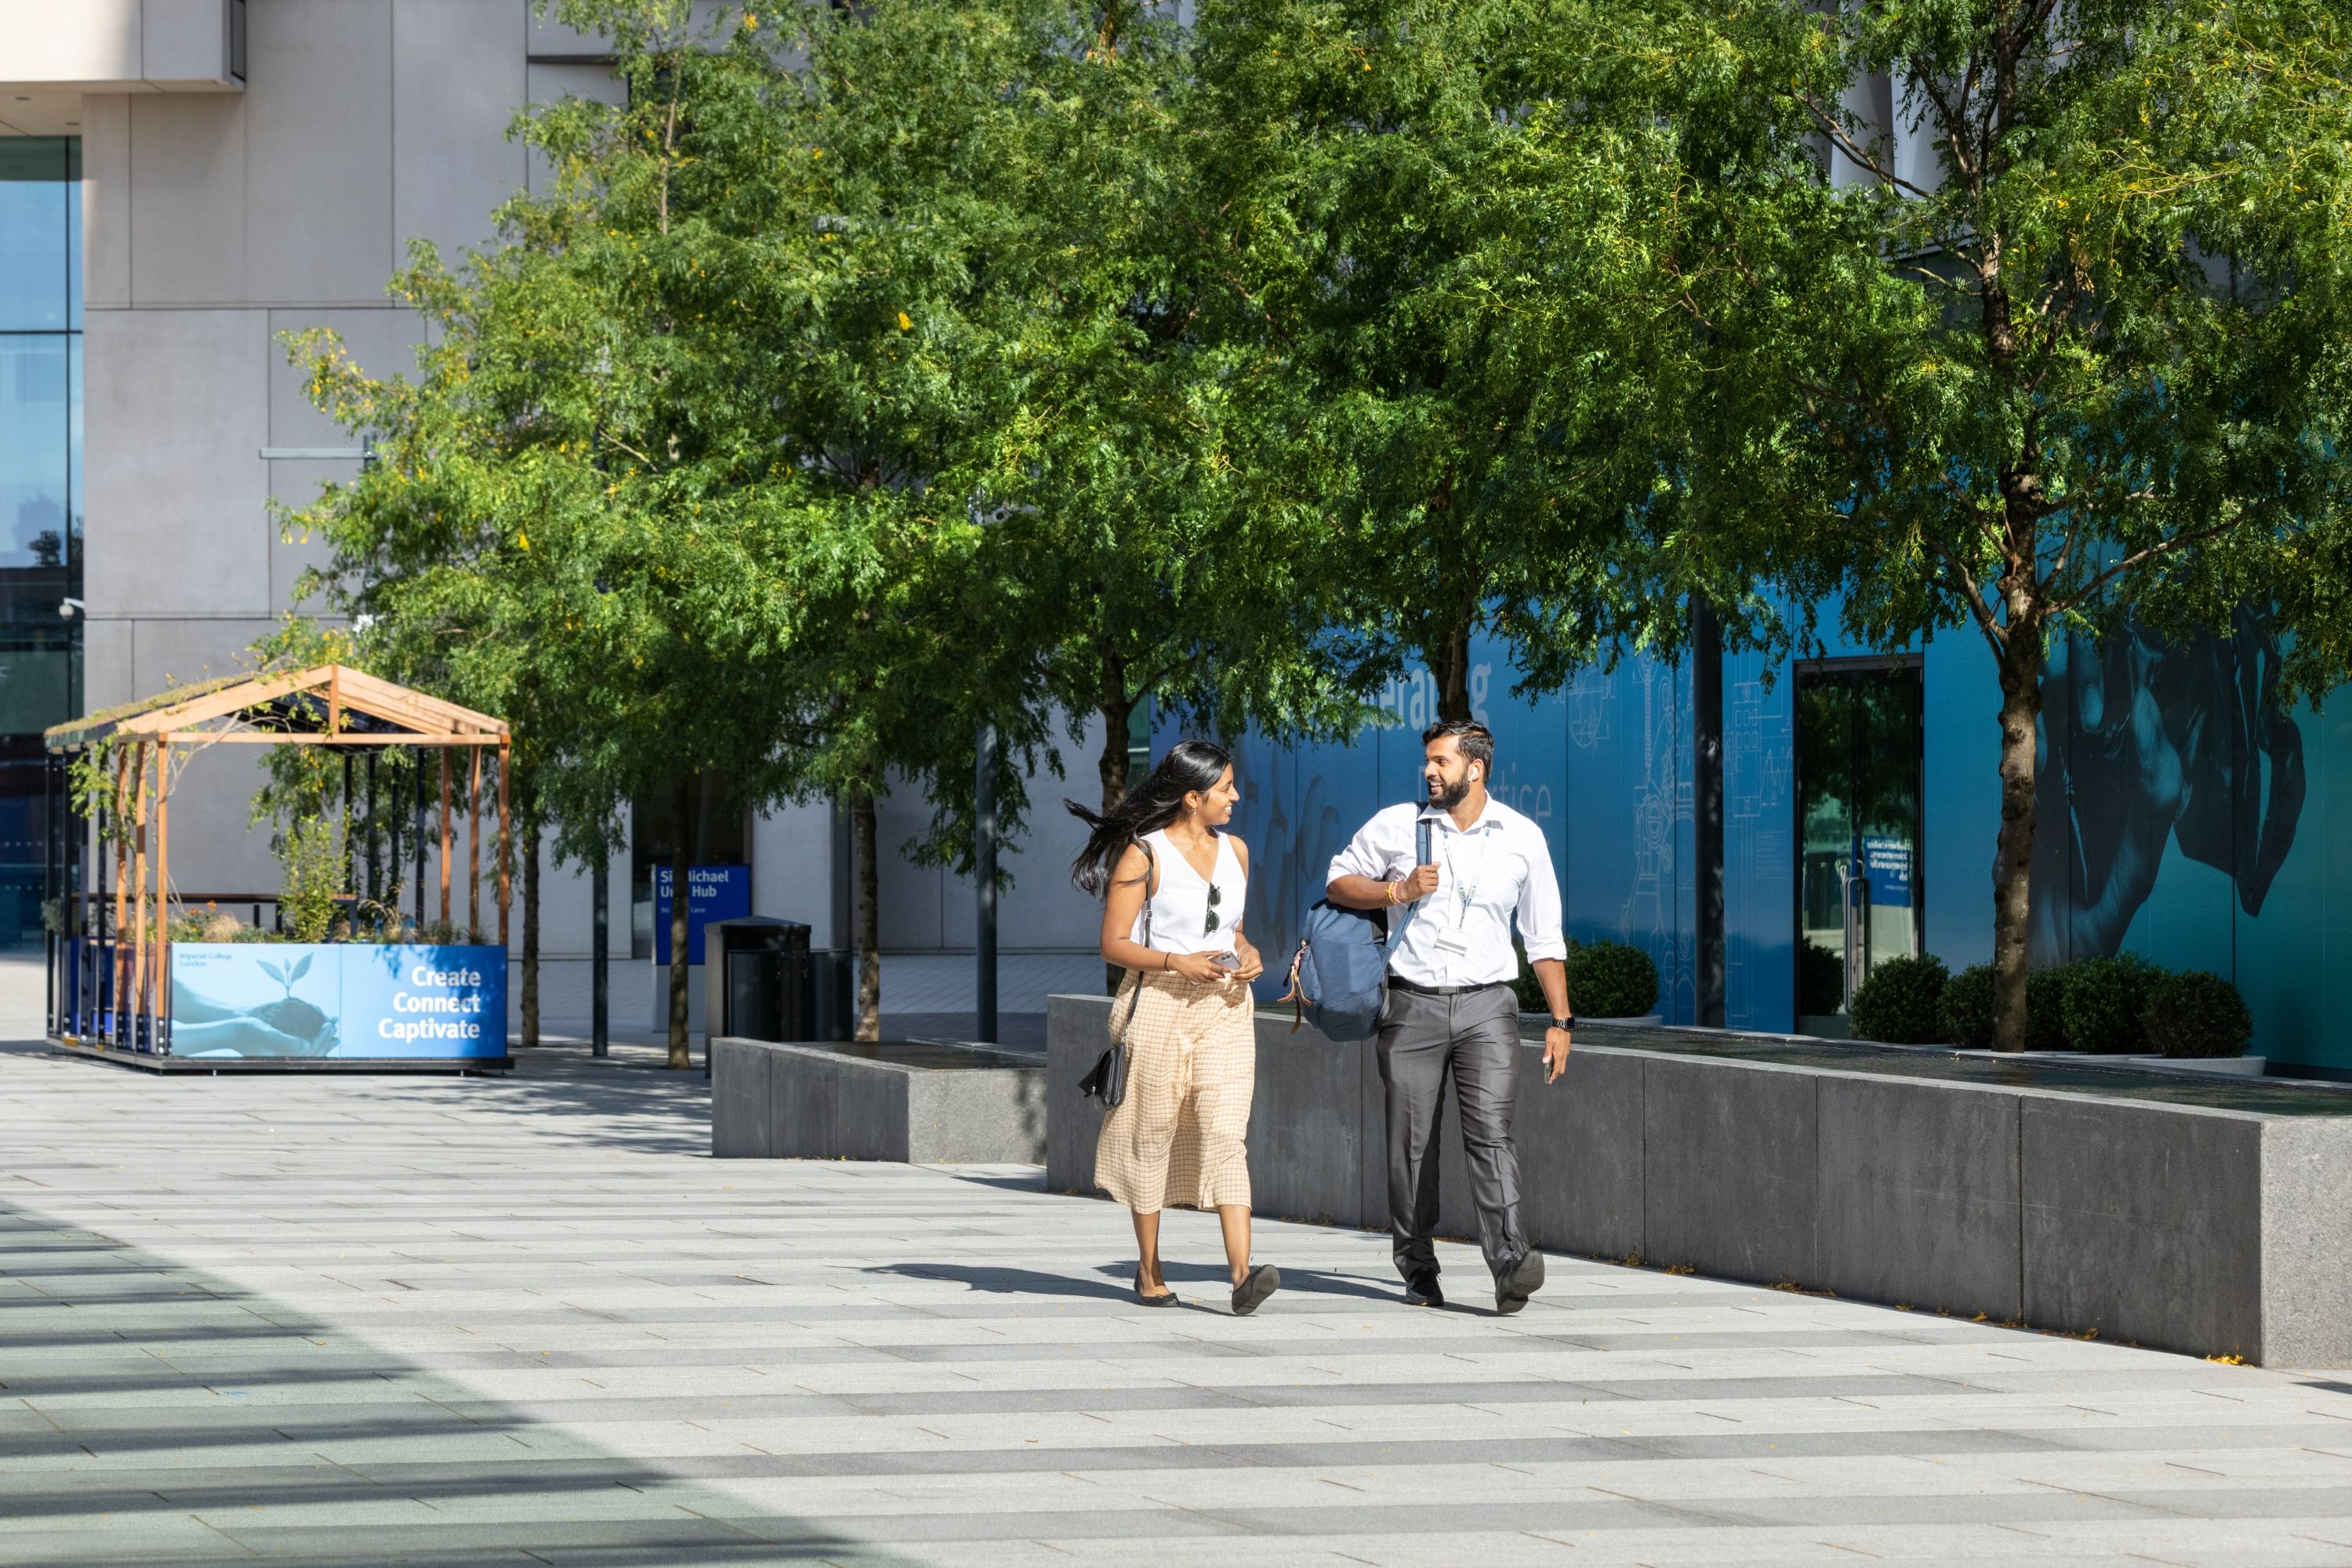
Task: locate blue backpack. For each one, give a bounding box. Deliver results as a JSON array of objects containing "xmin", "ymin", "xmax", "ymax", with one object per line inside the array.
[{"xmin": 1280, "ymin": 814, "xmax": 1430, "ymax": 1041}]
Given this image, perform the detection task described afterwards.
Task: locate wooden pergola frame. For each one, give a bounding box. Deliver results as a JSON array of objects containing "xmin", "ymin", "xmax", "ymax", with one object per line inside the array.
[{"xmin": 45, "ymin": 665, "xmax": 512, "ymax": 1054}]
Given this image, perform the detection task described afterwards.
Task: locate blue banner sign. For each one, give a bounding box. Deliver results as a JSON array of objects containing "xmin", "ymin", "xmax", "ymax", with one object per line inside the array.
[
  {"xmin": 652, "ymin": 864, "xmax": 752, "ymax": 964},
  {"xmin": 1862, "ymin": 835, "xmax": 1913, "ymax": 909},
  {"xmin": 170, "ymin": 943, "xmax": 508, "ymax": 1059}
]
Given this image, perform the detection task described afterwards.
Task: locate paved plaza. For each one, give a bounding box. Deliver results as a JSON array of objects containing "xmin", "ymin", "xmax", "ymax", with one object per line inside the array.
[{"xmin": 9, "ymin": 985, "xmax": 2352, "ymax": 1563}]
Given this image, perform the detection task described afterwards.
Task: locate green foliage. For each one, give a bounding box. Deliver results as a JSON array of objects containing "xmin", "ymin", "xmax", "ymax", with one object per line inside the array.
[
  {"xmin": 1940, "ymin": 964, "xmax": 1998, "ymax": 1049},
  {"xmin": 1189, "ymin": 0, "xmax": 1727, "ymax": 717},
  {"xmin": 1566, "ymin": 941, "xmax": 1659, "ymax": 1020},
  {"xmin": 1848, "ymin": 954, "xmax": 1948, "ymax": 1045},
  {"xmin": 2143, "ymin": 970, "xmax": 2256, "ymax": 1060},
  {"xmin": 2024, "ymin": 968, "xmax": 2072, "ymax": 1052},
  {"xmin": 278, "ymin": 815, "xmax": 346, "ymax": 944},
  {"xmin": 1671, "ymin": 0, "xmax": 2352, "ymax": 1050},
  {"xmin": 1798, "ymin": 940, "xmax": 1845, "ymax": 1017},
  {"xmin": 2062, "ymin": 954, "xmax": 2165, "ymax": 1055}
]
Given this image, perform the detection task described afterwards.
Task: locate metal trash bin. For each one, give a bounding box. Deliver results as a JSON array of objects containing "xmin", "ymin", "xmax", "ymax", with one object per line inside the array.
[
  {"xmin": 702, "ymin": 918, "xmax": 811, "ymax": 1046},
  {"xmin": 810, "ymin": 948, "xmax": 855, "ymax": 1042}
]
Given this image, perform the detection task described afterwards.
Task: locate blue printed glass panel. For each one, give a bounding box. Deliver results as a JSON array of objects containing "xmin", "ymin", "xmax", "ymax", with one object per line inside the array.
[{"xmin": 0, "ymin": 140, "xmax": 72, "ymax": 332}]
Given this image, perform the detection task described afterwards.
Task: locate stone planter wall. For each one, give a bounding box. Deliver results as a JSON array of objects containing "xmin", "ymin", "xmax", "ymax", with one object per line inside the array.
[{"xmin": 1047, "ymin": 995, "xmax": 2352, "ymax": 1366}]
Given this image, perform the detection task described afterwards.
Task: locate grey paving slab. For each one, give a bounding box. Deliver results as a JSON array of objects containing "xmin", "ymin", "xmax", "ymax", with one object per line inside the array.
[{"xmin": 5, "ymin": 990, "xmax": 2352, "ymax": 1568}]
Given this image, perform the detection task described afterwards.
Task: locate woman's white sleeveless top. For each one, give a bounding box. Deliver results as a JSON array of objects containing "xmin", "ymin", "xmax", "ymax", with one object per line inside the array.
[{"xmin": 1131, "ymin": 829, "xmax": 1247, "ymax": 953}]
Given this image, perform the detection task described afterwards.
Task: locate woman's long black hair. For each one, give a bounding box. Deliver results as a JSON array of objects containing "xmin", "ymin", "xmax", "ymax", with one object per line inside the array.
[{"xmin": 1065, "ymin": 739, "xmax": 1233, "ymax": 897}]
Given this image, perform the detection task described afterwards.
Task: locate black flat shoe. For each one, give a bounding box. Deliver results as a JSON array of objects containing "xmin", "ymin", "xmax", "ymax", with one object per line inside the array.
[
  {"xmin": 1134, "ymin": 1273, "xmax": 1179, "ymax": 1307},
  {"xmin": 1231, "ymin": 1264, "xmax": 1280, "ymax": 1316},
  {"xmin": 1403, "ymin": 1272, "xmax": 1444, "ymax": 1308},
  {"xmin": 1495, "ymin": 1250, "xmax": 1546, "ymax": 1315}
]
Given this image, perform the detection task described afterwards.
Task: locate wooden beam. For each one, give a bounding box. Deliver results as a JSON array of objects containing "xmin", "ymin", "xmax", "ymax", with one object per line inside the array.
[
  {"xmin": 129, "ymin": 743, "xmax": 149, "ymax": 1047},
  {"xmin": 335, "ymin": 668, "xmax": 507, "ymax": 736},
  {"xmin": 154, "ymin": 743, "xmax": 169, "ymax": 1050},
  {"xmin": 95, "ymin": 667, "xmax": 319, "ymax": 739},
  {"xmin": 468, "ymin": 754, "xmax": 486, "ymax": 940},
  {"xmin": 110, "ymin": 748, "xmax": 129, "ymax": 1042},
  {"xmin": 151, "ymin": 731, "xmax": 506, "ymax": 746},
  {"xmin": 328, "ymin": 666, "xmax": 341, "ymax": 737},
  {"xmin": 439, "ymin": 750, "xmax": 452, "ymax": 927},
  {"xmin": 496, "ymin": 742, "xmax": 511, "ymax": 950}
]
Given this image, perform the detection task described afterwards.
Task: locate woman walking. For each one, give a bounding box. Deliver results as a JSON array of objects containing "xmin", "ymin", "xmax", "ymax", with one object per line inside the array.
[{"xmin": 1067, "ymin": 741, "xmax": 1280, "ymax": 1316}]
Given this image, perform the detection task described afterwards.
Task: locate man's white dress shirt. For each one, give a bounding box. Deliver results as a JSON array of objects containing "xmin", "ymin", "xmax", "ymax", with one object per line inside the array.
[{"xmin": 1327, "ymin": 797, "xmax": 1566, "ymax": 989}]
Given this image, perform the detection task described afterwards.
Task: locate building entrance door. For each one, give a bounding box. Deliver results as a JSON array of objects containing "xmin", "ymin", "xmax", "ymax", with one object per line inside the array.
[{"xmin": 1795, "ymin": 660, "xmax": 1924, "ymax": 1033}]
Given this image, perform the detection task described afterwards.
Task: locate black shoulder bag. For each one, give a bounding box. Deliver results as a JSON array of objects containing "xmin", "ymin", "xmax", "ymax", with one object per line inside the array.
[{"xmin": 1080, "ymin": 837, "xmax": 1156, "ymax": 1108}]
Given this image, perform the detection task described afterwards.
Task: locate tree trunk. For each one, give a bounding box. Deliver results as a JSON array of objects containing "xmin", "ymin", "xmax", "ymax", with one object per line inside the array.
[
  {"xmin": 666, "ymin": 775, "xmax": 695, "ymax": 1069},
  {"xmin": 520, "ymin": 786, "xmax": 540, "ymax": 1050},
  {"xmin": 851, "ymin": 786, "xmax": 881, "ymax": 1041},
  {"xmin": 1989, "ymin": 623, "xmax": 2043, "ymax": 1052},
  {"xmin": 1098, "ymin": 667, "xmax": 1136, "ymax": 995},
  {"xmin": 1429, "ymin": 609, "xmax": 1475, "ymax": 724}
]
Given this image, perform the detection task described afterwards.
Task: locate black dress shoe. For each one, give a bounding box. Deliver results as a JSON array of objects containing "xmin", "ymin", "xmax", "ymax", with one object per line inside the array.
[
  {"xmin": 1403, "ymin": 1272, "xmax": 1444, "ymax": 1308},
  {"xmin": 1232, "ymin": 1264, "xmax": 1280, "ymax": 1316},
  {"xmin": 1134, "ymin": 1273, "xmax": 1179, "ymax": 1307},
  {"xmin": 1495, "ymin": 1250, "xmax": 1546, "ymax": 1315}
]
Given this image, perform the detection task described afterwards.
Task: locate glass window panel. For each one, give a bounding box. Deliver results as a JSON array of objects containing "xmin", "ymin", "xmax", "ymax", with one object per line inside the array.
[
  {"xmin": 0, "ymin": 139, "xmax": 71, "ymax": 332},
  {"xmin": 0, "ymin": 338, "xmax": 70, "ymax": 574}
]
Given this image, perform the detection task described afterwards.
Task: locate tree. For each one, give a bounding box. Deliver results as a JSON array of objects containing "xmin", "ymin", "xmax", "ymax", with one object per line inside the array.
[
  {"xmin": 285, "ymin": 0, "xmax": 823, "ymax": 1068},
  {"xmin": 1671, "ymin": 0, "xmax": 2352, "ymax": 1048},
  {"xmin": 1189, "ymin": 0, "xmax": 1708, "ymax": 722}
]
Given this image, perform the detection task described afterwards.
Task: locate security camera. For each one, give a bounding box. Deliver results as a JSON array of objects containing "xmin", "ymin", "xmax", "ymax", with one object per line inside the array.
[{"xmin": 57, "ymin": 597, "xmax": 84, "ymax": 620}]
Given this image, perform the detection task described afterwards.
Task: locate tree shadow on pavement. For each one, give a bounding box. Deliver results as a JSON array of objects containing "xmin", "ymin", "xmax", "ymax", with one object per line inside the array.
[{"xmin": 0, "ymin": 1196, "xmax": 910, "ymax": 1567}]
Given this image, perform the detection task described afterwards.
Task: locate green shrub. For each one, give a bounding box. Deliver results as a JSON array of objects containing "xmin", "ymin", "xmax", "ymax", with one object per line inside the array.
[
  {"xmin": 1798, "ymin": 939, "xmax": 1845, "ymax": 1015},
  {"xmin": 1848, "ymin": 954, "xmax": 1949, "ymax": 1043},
  {"xmin": 2062, "ymin": 953, "xmax": 2163, "ymax": 1054},
  {"xmin": 1567, "ymin": 940, "xmax": 1659, "ymax": 1018},
  {"xmin": 1942, "ymin": 963, "xmax": 2073, "ymax": 1050},
  {"xmin": 2143, "ymin": 969, "xmax": 2253, "ymax": 1058},
  {"xmin": 278, "ymin": 813, "xmax": 345, "ymax": 945},
  {"xmin": 2024, "ymin": 967, "xmax": 2071, "ymax": 1051},
  {"xmin": 1940, "ymin": 964, "xmax": 1997, "ymax": 1047}
]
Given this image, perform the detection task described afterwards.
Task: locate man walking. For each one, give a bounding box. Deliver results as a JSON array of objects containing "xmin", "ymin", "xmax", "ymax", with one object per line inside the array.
[{"xmin": 1327, "ymin": 718, "xmax": 1573, "ymax": 1312}]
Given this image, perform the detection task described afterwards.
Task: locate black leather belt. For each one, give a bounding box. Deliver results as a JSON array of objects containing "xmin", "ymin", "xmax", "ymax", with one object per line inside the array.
[{"xmin": 1388, "ymin": 975, "xmax": 1511, "ymax": 998}]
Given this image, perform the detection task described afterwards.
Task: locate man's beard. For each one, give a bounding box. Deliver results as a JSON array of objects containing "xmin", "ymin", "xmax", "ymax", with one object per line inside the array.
[{"xmin": 1428, "ymin": 774, "xmax": 1472, "ymax": 811}]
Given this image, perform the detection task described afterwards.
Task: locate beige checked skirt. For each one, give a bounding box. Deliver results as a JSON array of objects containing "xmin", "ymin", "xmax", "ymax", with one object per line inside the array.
[{"xmin": 1095, "ymin": 969, "xmax": 1257, "ymax": 1213}]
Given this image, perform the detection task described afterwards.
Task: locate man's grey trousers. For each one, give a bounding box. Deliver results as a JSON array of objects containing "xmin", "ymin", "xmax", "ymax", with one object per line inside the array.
[{"xmin": 1375, "ymin": 981, "xmax": 1527, "ymax": 1281}]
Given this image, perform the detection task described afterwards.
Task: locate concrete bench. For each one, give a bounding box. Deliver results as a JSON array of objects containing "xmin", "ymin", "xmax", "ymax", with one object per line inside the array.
[
  {"xmin": 1046, "ymin": 994, "xmax": 2352, "ymax": 1366},
  {"xmin": 711, "ymin": 1037, "xmax": 1047, "ymax": 1164}
]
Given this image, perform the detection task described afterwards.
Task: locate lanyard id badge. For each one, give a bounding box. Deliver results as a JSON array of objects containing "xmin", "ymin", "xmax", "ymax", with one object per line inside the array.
[{"xmin": 1433, "ymin": 828, "xmax": 1489, "ymax": 954}]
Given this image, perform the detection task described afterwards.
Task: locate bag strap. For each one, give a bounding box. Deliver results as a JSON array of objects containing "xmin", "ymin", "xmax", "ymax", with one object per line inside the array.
[{"xmin": 1116, "ymin": 837, "xmax": 1156, "ymax": 1044}]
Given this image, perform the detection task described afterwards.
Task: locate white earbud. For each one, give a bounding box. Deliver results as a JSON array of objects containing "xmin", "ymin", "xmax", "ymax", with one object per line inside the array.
[{"xmin": 1470, "ymin": 768, "xmax": 1481, "ymax": 782}]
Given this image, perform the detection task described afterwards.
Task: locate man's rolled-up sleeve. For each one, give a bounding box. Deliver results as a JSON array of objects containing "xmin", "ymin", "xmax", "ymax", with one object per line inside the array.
[
  {"xmin": 1517, "ymin": 829, "xmax": 1568, "ymax": 964},
  {"xmin": 1327, "ymin": 813, "xmax": 1393, "ymax": 889}
]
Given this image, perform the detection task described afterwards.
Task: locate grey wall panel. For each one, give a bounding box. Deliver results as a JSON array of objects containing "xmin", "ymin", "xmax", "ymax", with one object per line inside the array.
[
  {"xmin": 1641, "ymin": 1056, "xmax": 1819, "ymax": 1283},
  {"xmin": 391, "ymin": 0, "xmax": 529, "ymax": 270},
  {"xmin": 82, "ymin": 617, "xmax": 134, "ymax": 714},
  {"xmin": 1245, "ymin": 1025, "xmax": 1364, "ymax": 1228},
  {"xmin": 1046, "ymin": 994, "xmax": 1109, "ymax": 1192},
  {"xmin": 2259, "ymin": 1118, "xmax": 2352, "ymax": 1367},
  {"xmin": 1814, "ymin": 1074, "xmax": 2020, "ymax": 1321},
  {"xmin": 1516, "ymin": 1046, "xmax": 1644, "ymax": 1261},
  {"xmin": 265, "ymin": 457, "xmax": 358, "ymax": 611},
  {"xmin": 2022, "ymin": 1098, "xmax": 2262, "ymax": 1359},
  {"xmin": 241, "ymin": 0, "xmax": 395, "ymax": 306},
  {"xmin": 524, "ymin": 60, "xmax": 625, "ymax": 195},
  {"xmin": 263, "ymin": 306, "xmax": 419, "ymax": 448},
  {"xmin": 751, "ymin": 801, "xmax": 838, "ymax": 946},
  {"xmin": 85, "ymin": 309, "xmax": 269, "ymax": 615},
  {"xmin": 710, "ymin": 1038, "xmax": 775, "ymax": 1158},
  {"xmin": 770, "ymin": 1047, "xmax": 836, "ymax": 1159},
  {"xmin": 81, "ymin": 94, "xmax": 132, "ymax": 307},
  {"xmin": 143, "ymin": 0, "xmax": 238, "ymax": 86},
  {"xmin": 125, "ymin": 94, "xmax": 246, "ymax": 303}
]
